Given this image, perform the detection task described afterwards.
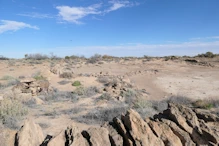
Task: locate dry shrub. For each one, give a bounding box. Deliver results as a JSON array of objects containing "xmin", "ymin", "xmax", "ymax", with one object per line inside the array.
[
  {"xmin": 0, "ymin": 98, "xmax": 28, "ymax": 129},
  {"xmin": 87, "ymin": 54, "xmax": 102, "ymax": 64},
  {"xmin": 25, "ymin": 53, "xmax": 49, "ymax": 60},
  {"xmin": 59, "ymin": 72, "xmax": 73, "ymax": 79},
  {"xmin": 73, "ymin": 86, "xmax": 99, "ymax": 97},
  {"xmin": 97, "ymin": 76, "xmax": 109, "ymax": 83}
]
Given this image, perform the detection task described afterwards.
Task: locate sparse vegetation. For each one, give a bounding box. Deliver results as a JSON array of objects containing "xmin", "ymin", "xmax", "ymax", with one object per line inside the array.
[
  {"xmin": 32, "ymin": 71, "xmax": 47, "ymax": 80},
  {"xmin": 39, "ymin": 90, "xmax": 78, "ymax": 102},
  {"xmin": 0, "ymin": 52, "xmax": 219, "ymax": 145},
  {"xmin": 75, "ymin": 106, "xmax": 127, "ymax": 124},
  {"xmin": 0, "ymin": 76, "xmax": 19, "ymax": 89},
  {"xmin": 22, "ymin": 98, "xmax": 37, "ymax": 108},
  {"xmin": 73, "ymin": 86, "xmax": 99, "ymax": 97},
  {"xmin": 0, "ymin": 98, "xmax": 28, "ymax": 129},
  {"xmin": 1, "ymin": 75, "xmax": 14, "ymax": 80},
  {"xmin": 99, "ymin": 93, "xmax": 111, "ymax": 101},
  {"xmin": 122, "ymin": 88, "xmax": 139, "ymax": 104}
]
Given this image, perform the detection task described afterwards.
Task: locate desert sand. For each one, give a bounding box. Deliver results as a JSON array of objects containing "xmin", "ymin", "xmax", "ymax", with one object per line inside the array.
[{"xmin": 0, "ymin": 55, "xmax": 219, "ymax": 145}]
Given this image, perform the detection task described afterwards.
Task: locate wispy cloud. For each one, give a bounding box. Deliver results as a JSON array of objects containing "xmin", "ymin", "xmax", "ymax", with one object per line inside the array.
[
  {"xmin": 0, "ymin": 20, "xmax": 39, "ymax": 34},
  {"xmin": 56, "ymin": 4, "xmax": 101, "ymax": 24},
  {"xmin": 56, "ymin": 1, "xmax": 138, "ymax": 24},
  {"xmin": 17, "ymin": 12, "xmax": 54, "ymax": 19},
  {"xmin": 105, "ymin": 0, "xmax": 136, "ymax": 13},
  {"xmin": 190, "ymin": 36, "xmax": 219, "ymax": 40}
]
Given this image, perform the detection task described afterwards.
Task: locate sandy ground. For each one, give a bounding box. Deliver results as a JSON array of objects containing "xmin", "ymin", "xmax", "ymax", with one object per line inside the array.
[{"xmin": 0, "ymin": 57, "xmax": 219, "ymax": 140}]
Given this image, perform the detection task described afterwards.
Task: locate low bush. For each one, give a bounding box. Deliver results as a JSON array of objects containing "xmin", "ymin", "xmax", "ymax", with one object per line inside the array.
[
  {"xmin": 121, "ymin": 89, "xmax": 139, "ymax": 105},
  {"xmin": 166, "ymin": 96, "xmax": 193, "ymax": 105},
  {"xmin": 0, "ymin": 98, "xmax": 28, "ymax": 129},
  {"xmin": 99, "ymin": 93, "xmax": 111, "ymax": 101},
  {"xmin": 72, "ymin": 81, "xmax": 81, "ymax": 86},
  {"xmin": 196, "ymin": 51, "xmax": 216, "ymax": 58},
  {"xmin": 73, "ymin": 86, "xmax": 99, "ymax": 97},
  {"xmin": 75, "ymin": 106, "xmax": 127, "ymax": 124},
  {"xmin": 0, "ymin": 77, "xmax": 20, "ymax": 89},
  {"xmin": 87, "ymin": 54, "xmax": 102, "ymax": 64},
  {"xmin": 39, "ymin": 90, "xmax": 78, "ymax": 102},
  {"xmin": 102, "ymin": 55, "xmax": 114, "ymax": 60},
  {"xmin": 32, "ymin": 71, "xmax": 47, "ymax": 81},
  {"xmin": 25, "ymin": 53, "xmax": 49, "ymax": 60},
  {"xmin": 59, "ymin": 72, "xmax": 73, "ymax": 79},
  {"xmin": 97, "ymin": 76, "xmax": 109, "ymax": 84},
  {"xmin": 192, "ymin": 100, "xmax": 214, "ymax": 109},
  {"xmin": 23, "ymin": 98, "xmax": 37, "ymax": 108}
]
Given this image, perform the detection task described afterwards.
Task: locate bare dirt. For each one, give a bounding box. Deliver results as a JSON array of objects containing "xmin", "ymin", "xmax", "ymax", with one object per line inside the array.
[{"xmin": 0, "ymin": 57, "xmax": 219, "ymax": 145}]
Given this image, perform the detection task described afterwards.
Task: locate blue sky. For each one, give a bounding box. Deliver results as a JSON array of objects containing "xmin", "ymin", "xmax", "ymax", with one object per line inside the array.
[{"xmin": 0, "ymin": 0, "xmax": 219, "ymax": 58}]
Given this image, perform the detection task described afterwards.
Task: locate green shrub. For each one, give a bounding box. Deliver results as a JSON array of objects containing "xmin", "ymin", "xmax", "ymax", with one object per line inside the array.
[
  {"xmin": 65, "ymin": 56, "xmax": 70, "ymax": 59},
  {"xmin": 72, "ymin": 81, "xmax": 81, "ymax": 86},
  {"xmin": 192, "ymin": 100, "xmax": 214, "ymax": 109}
]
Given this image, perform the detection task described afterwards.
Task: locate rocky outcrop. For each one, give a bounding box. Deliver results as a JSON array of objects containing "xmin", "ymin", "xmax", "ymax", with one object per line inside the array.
[
  {"xmin": 15, "ymin": 119, "xmax": 44, "ymax": 146},
  {"xmin": 47, "ymin": 125, "xmax": 89, "ymax": 146},
  {"xmin": 50, "ymin": 64, "xmax": 74, "ymax": 75},
  {"xmin": 12, "ymin": 78, "xmax": 49, "ymax": 96},
  {"xmin": 15, "ymin": 103, "xmax": 219, "ymax": 146}
]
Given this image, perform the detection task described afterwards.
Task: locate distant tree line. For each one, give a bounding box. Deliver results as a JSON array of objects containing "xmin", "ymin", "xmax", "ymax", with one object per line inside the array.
[
  {"xmin": 0, "ymin": 55, "xmax": 9, "ymax": 60},
  {"xmin": 195, "ymin": 51, "xmax": 218, "ymax": 58}
]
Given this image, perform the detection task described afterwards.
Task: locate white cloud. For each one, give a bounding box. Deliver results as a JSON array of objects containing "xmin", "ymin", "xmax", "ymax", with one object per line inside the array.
[
  {"xmin": 56, "ymin": 1, "xmax": 138, "ymax": 24},
  {"xmin": 105, "ymin": 0, "xmax": 134, "ymax": 13},
  {"xmin": 56, "ymin": 4, "xmax": 101, "ymax": 24},
  {"xmin": 17, "ymin": 12, "xmax": 54, "ymax": 19},
  {"xmin": 0, "ymin": 20, "xmax": 39, "ymax": 34}
]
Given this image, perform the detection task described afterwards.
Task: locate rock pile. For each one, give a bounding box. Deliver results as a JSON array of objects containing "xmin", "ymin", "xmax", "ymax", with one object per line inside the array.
[
  {"xmin": 50, "ymin": 64, "xmax": 74, "ymax": 75},
  {"xmin": 13, "ymin": 78, "xmax": 49, "ymax": 96},
  {"xmin": 15, "ymin": 103, "xmax": 219, "ymax": 146}
]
